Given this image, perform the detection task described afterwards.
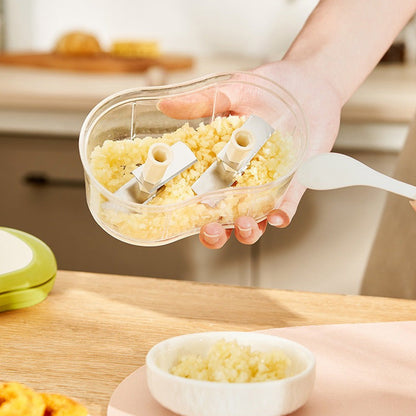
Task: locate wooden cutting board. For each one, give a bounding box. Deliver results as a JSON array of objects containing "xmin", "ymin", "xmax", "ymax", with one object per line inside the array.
[{"xmin": 0, "ymin": 52, "xmax": 193, "ymax": 73}]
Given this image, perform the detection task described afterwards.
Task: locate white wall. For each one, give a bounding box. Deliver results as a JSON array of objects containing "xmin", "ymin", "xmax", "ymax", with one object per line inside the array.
[
  {"xmin": 4, "ymin": 0, "xmax": 318, "ymax": 59},
  {"xmin": 3, "ymin": 0, "xmax": 33, "ymax": 50}
]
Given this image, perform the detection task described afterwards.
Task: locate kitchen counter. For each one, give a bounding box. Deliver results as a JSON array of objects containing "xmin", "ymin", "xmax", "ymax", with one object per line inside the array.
[
  {"xmin": 341, "ymin": 63, "xmax": 416, "ymax": 123},
  {"xmin": 0, "ymin": 56, "xmax": 260, "ymax": 135},
  {"xmin": 0, "ymin": 62, "xmax": 414, "ymax": 136},
  {"xmin": 1, "ymin": 270, "xmax": 416, "ymax": 415}
]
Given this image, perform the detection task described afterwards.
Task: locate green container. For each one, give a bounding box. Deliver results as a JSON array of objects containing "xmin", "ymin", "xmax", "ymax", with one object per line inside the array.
[{"xmin": 0, "ymin": 227, "xmax": 57, "ymax": 312}]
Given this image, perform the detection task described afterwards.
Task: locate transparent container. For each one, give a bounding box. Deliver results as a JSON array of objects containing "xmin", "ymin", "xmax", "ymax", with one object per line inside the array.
[{"xmin": 79, "ymin": 72, "xmax": 307, "ymax": 246}]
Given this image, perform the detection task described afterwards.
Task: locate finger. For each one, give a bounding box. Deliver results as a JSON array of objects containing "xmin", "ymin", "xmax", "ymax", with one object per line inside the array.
[
  {"xmin": 410, "ymin": 200, "xmax": 416, "ymax": 212},
  {"xmin": 157, "ymin": 88, "xmax": 232, "ymax": 120},
  {"xmin": 268, "ymin": 179, "xmax": 306, "ymax": 228},
  {"xmin": 234, "ymin": 216, "xmax": 267, "ymax": 245},
  {"xmin": 199, "ymin": 222, "xmax": 232, "ymax": 249},
  {"xmin": 267, "ymin": 208, "xmax": 291, "ymax": 228}
]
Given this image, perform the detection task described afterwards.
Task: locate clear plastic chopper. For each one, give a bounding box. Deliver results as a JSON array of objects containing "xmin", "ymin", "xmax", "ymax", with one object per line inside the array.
[{"xmin": 79, "ymin": 72, "xmax": 307, "ymax": 246}]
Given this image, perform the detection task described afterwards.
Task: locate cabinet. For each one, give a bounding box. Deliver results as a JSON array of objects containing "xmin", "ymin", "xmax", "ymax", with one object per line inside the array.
[
  {"xmin": 255, "ymin": 143, "xmax": 400, "ymax": 295},
  {"xmin": 0, "ymin": 134, "xmax": 252, "ymax": 286}
]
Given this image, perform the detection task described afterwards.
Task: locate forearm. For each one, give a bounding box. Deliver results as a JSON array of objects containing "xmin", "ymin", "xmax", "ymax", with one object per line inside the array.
[{"xmin": 284, "ymin": 0, "xmax": 416, "ymax": 105}]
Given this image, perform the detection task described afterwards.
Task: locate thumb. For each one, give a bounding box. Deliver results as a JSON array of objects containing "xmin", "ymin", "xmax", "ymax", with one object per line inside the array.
[{"xmin": 157, "ymin": 88, "xmax": 231, "ymax": 120}]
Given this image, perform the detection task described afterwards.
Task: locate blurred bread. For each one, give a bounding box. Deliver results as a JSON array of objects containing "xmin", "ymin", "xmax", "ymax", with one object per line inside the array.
[
  {"xmin": 54, "ymin": 31, "xmax": 102, "ymax": 56},
  {"xmin": 111, "ymin": 40, "xmax": 160, "ymax": 58}
]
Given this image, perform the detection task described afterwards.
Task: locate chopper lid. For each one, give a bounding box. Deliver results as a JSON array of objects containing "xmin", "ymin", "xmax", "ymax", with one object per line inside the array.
[
  {"xmin": 0, "ymin": 274, "xmax": 56, "ymax": 313},
  {"xmin": 0, "ymin": 227, "xmax": 57, "ymax": 294}
]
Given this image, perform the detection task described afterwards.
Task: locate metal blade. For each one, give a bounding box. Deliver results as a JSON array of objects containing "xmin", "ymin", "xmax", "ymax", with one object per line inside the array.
[
  {"xmin": 191, "ymin": 115, "xmax": 274, "ymax": 195},
  {"xmin": 113, "ymin": 141, "xmax": 197, "ymax": 204}
]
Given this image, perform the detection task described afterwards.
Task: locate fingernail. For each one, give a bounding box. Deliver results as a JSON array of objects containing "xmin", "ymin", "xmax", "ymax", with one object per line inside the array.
[
  {"xmin": 237, "ymin": 225, "xmax": 252, "ymax": 239},
  {"xmin": 269, "ymin": 215, "xmax": 284, "ymax": 227},
  {"xmin": 203, "ymin": 230, "xmax": 220, "ymax": 245}
]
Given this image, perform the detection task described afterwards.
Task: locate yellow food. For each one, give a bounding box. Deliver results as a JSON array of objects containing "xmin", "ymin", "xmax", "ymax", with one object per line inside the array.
[
  {"xmin": 54, "ymin": 31, "xmax": 102, "ymax": 56},
  {"xmin": 0, "ymin": 382, "xmax": 45, "ymax": 416},
  {"xmin": 41, "ymin": 393, "xmax": 88, "ymax": 416},
  {"xmin": 89, "ymin": 115, "xmax": 295, "ymax": 241},
  {"xmin": 91, "ymin": 116, "xmax": 294, "ymax": 203},
  {"xmin": 111, "ymin": 40, "xmax": 160, "ymax": 58},
  {"xmin": 0, "ymin": 382, "xmax": 88, "ymax": 416},
  {"xmin": 170, "ymin": 339, "xmax": 290, "ymax": 383}
]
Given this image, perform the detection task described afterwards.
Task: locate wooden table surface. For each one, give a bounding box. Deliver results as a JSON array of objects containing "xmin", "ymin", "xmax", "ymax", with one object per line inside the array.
[{"xmin": 1, "ymin": 270, "xmax": 416, "ymax": 415}]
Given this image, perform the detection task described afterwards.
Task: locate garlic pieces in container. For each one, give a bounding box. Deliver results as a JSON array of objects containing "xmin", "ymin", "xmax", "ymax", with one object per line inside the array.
[{"xmin": 79, "ymin": 72, "xmax": 307, "ymax": 245}]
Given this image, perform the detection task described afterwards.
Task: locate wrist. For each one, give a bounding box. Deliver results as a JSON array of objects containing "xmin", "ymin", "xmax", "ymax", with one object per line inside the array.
[
  {"xmin": 252, "ymin": 59, "xmax": 344, "ymax": 111},
  {"xmin": 284, "ymin": 52, "xmax": 349, "ymax": 106}
]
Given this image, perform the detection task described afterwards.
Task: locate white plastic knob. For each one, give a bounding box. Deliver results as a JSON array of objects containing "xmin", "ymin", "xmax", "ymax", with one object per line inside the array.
[
  {"xmin": 142, "ymin": 143, "xmax": 173, "ymax": 185},
  {"xmin": 226, "ymin": 129, "xmax": 254, "ymax": 164}
]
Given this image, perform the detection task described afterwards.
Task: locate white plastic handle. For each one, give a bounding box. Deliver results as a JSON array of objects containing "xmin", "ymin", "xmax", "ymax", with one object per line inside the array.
[
  {"xmin": 297, "ymin": 153, "xmax": 416, "ymax": 200},
  {"xmin": 142, "ymin": 143, "xmax": 173, "ymax": 185},
  {"xmin": 226, "ymin": 129, "xmax": 255, "ymax": 164}
]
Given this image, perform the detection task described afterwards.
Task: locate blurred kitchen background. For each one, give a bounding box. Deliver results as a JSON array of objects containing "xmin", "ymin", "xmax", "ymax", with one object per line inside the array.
[{"xmin": 0, "ymin": 0, "xmax": 415, "ymax": 295}]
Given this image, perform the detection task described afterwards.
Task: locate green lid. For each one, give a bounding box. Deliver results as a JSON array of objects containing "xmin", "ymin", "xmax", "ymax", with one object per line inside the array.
[
  {"xmin": 0, "ymin": 275, "xmax": 56, "ymax": 312},
  {"xmin": 0, "ymin": 227, "xmax": 57, "ymax": 293}
]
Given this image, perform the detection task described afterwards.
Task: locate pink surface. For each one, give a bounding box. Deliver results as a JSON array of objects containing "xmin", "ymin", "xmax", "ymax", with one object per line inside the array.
[{"xmin": 107, "ymin": 321, "xmax": 416, "ymax": 416}]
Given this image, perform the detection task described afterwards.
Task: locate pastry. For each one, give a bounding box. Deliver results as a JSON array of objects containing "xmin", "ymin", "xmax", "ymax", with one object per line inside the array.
[
  {"xmin": 41, "ymin": 393, "xmax": 88, "ymax": 416},
  {"xmin": 111, "ymin": 40, "xmax": 160, "ymax": 58},
  {"xmin": 0, "ymin": 382, "xmax": 45, "ymax": 416},
  {"xmin": 54, "ymin": 31, "xmax": 102, "ymax": 56}
]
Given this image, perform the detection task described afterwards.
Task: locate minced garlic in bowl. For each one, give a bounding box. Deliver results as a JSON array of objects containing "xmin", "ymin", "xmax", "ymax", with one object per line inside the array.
[
  {"xmin": 170, "ymin": 339, "xmax": 290, "ymax": 383},
  {"xmin": 145, "ymin": 331, "xmax": 316, "ymax": 416}
]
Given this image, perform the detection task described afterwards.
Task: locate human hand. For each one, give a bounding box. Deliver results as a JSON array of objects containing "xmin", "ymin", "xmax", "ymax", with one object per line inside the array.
[
  {"xmin": 411, "ymin": 201, "xmax": 416, "ymax": 212},
  {"xmin": 159, "ymin": 60, "xmax": 343, "ymax": 248}
]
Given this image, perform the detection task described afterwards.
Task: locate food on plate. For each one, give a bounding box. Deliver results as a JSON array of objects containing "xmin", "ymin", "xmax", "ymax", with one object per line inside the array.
[
  {"xmin": 89, "ymin": 115, "xmax": 295, "ymax": 241},
  {"xmin": 54, "ymin": 31, "xmax": 102, "ymax": 56},
  {"xmin": 110, "ymin": 40, "xmax": 160, "ymax": 58},
  {"xmin": 0, "ymin": 382, "xmax": 88, "ymax": 416},
  {"xmin": 169, "ymin": 339, "xmax": 291, "ymax": 382}
]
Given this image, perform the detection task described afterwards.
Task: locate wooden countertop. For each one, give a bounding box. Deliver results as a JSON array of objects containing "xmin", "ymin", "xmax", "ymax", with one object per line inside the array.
[
  {"xmin": 341, "ymin": 63, "xmax": 416, "ymax": 123},
  {"xmin": 0, "ymin": 62, "xmax": 414, "ymax": 130},
  {"xmin": 1, "ymin": 270, "xmax": 416, "ymax": 415},
  {"xmin": 0, "ymin": 57, "xmax": 260, "ymax": 113}
]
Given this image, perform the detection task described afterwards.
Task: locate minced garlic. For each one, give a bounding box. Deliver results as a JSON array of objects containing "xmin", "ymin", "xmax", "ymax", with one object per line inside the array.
[
  {"xmin": 90, "ymin": 116, "xmax": 295, "ymax": 205},
  {"xmin": 89, "ymin": 116, "xmax": 296, "ymax": 241},
  {"xmin": 170, "ymin": 339, "xmax": 290, "ymax": 383}
]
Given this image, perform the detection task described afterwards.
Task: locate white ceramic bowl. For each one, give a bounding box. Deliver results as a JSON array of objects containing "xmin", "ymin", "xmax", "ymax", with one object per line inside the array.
[{"xmin": 146, "ymin": 331, "xmax": 315, "ymax": 416}]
